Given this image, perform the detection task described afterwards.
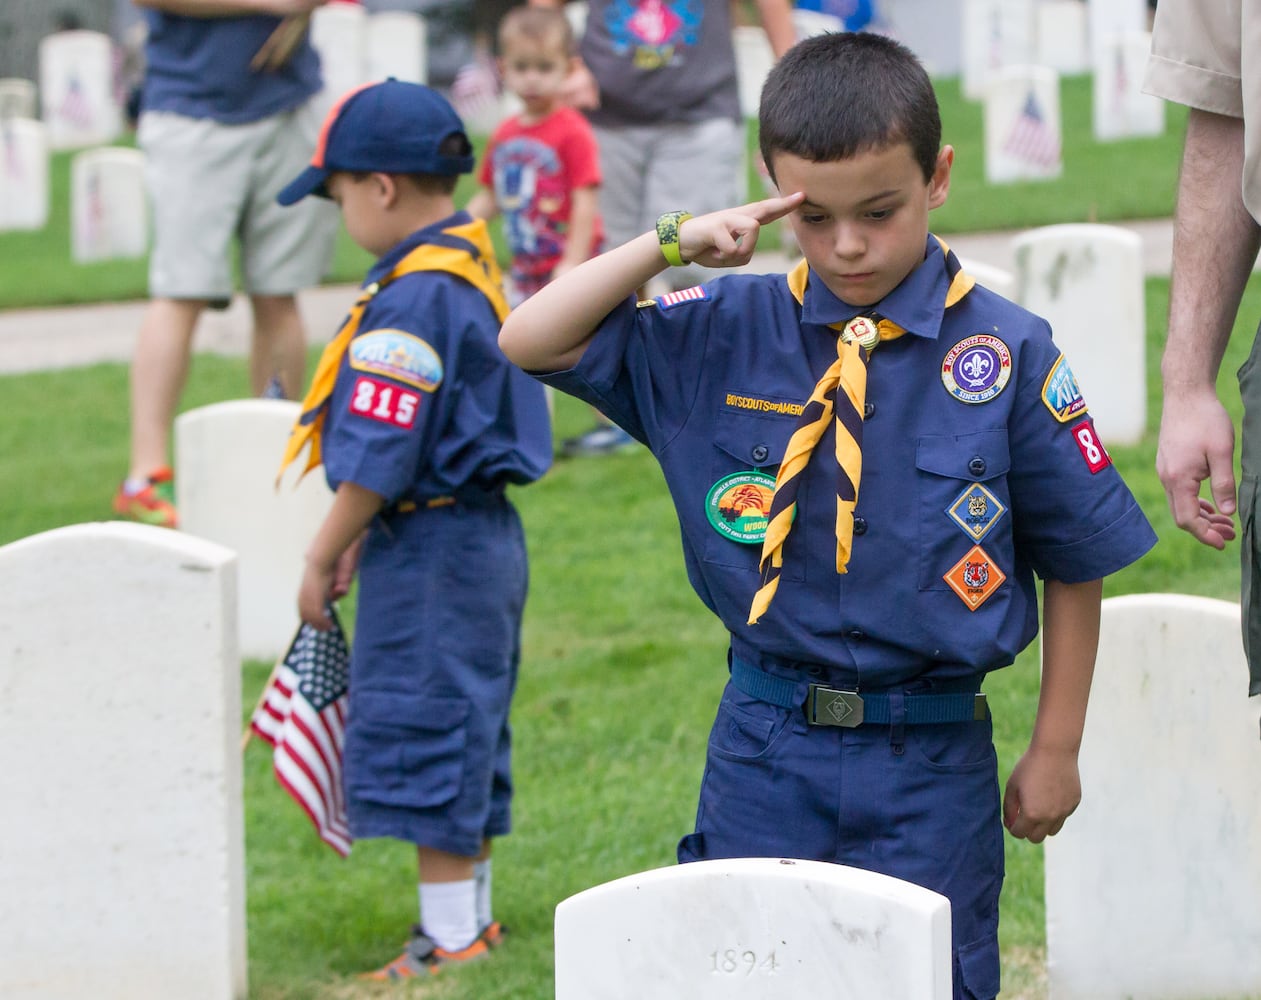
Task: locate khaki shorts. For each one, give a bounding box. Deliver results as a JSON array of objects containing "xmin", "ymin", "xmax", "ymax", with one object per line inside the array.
[
  {"xmin": 138, "ymin": 101, "xmax": 338, "ymax": 300},
  {"xmin": 1237, "ymin": 320, "xmax": 1261, "ymax": 695},
  {"xmin": 594, "ymin": 117, "xmax": 747, "ymax": 290}
]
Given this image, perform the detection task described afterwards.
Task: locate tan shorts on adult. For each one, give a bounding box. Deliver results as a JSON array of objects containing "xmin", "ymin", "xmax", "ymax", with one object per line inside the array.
[{"xmin": 139, "ymin": 100, "xmax": 338, "ymax": 300}]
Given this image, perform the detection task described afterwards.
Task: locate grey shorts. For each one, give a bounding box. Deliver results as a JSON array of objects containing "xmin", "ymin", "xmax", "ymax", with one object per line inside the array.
[
  {"xmin": 138, "ymin": 101, "xmax": 338, "ymax": 300},
  {"xmin": 594, "ymin": 117, "xmax": 747, "ymax": 289}
]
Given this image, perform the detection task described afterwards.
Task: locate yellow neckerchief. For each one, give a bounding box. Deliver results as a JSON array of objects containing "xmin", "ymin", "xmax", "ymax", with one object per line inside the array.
[
  {"xmin": 785, "ymin": 234, "xmax": 975, "ymax": 316},
  {"xmin": 277, "ymin": 218, "xmax": 508, "ymax": 485}
]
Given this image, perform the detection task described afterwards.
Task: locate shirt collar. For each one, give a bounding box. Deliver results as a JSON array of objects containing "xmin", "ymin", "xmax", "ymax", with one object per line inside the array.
[
  {"xmin": 365, "ymin": 210, "xmax": 471, "ymax": 285},
  {"xmin": 798, "ymin": 235, "xmax": 958, "ymax": 339}
]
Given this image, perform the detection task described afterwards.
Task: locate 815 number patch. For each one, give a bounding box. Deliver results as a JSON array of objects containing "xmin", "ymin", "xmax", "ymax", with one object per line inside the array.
[
  {"xmin": 1071, "ymin": 418, "xmax": 1110, "ymax": 473},
  {"xmin": 349, "ymin": 375, "xmax": 420, "ymax": 429}
]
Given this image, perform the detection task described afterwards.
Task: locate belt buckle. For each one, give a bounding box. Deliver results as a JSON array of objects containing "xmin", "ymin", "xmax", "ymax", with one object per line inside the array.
[{"xmin": 807, "ymin": 685, "xmax": 864, "ymax": 727}]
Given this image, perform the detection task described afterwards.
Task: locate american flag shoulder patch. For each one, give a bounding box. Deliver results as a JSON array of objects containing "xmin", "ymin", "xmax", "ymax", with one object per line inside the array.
[{"xmin": 656, "ymin": 285, "xmax": 709, "ymax": 310}]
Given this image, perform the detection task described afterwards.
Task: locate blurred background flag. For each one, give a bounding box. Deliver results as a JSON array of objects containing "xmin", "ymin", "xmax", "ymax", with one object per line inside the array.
[
  {"xmin": 1003, "ymin": 88, "xmax": 1061, "ymax": 167},
  {"xmin": 249, "ymin": 607, "xmax": 353, "ymax": 856}
]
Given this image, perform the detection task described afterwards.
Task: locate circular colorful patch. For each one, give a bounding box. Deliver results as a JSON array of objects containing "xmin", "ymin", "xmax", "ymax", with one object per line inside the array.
[
  {"xmin": 705, "ymin": 471, "xmax": 777, "ymax": 544},
  {"xmin": 941, "ymin": 334, "xmax": 1012, "ymax": 404}
]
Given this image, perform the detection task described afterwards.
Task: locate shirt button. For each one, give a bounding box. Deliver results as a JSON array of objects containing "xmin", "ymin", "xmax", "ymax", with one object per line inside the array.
[
  {"xmin": 847, "ymin": 629, "xmax": 865, "ymax": 641},
  {"xmin": 751, "ymin": 444, "xmax": 770, "ymax": 463},
  {"xmin": 863, "ymin": 402, "xmax": 875, "ymax": 419},
  {"xmin": 853, "ymin": 516, "xmax": 868, "ymax": 535},
  {"xmin": 968, "ymin": 456, "xmax": 987, "ymax": 477}
]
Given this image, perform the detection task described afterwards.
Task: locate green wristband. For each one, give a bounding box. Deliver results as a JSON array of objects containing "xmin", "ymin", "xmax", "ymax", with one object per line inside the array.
[{"xmin": 656, "ymin": 211, "xmax": 693, "ymax": 267}]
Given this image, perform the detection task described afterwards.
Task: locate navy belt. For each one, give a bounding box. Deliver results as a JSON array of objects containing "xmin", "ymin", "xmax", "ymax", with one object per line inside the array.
[{"xmin": 730, "ymin": 658, "xmax": 988, "ymax": 728}]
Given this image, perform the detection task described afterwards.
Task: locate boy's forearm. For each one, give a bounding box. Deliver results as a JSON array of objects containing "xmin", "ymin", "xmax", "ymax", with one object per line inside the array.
[
  {"xmin": 307, "ymin": 481, "xmax": 385, "ymax": 571},
  {"xmin": 1033, "ymin": 578, "xmax": 1103, "ymax": 753},
  {"xmin": 754, "ymin": 0, "xmax": 797, "ymax": 59},
  {"xmin": 465, "ymin": 188, "xmax": 497, "ymax": 221},
  {"xmin": 499, "ymin": 230, "xmax": 666, "ymax": 371},
  {"xmin": 556, "ymin": 186, "xmax": 599, "ymax": 271}
]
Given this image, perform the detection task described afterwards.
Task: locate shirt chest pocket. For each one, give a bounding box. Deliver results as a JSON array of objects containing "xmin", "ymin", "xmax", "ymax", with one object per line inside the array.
[
  {"xmin": 701, "ymin": 412, "xmax": 804, "ymax": 580},
  {"xmin": 915, "ymin": 429, "xmax": 1014, "ymax": 592}
]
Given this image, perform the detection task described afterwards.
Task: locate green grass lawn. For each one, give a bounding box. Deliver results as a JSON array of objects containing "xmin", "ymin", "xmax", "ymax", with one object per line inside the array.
[
  {"xmin": 0, "ymin": 73, "xmax": 1186, "ymax": 310},
  {"xmin": 2, "ymin": 270, "xmax": 1259, "ymax": 998}
]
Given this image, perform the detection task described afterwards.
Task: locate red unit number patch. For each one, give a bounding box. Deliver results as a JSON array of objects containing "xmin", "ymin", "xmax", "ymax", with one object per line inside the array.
[
  {"xmin": 1071, "ymin": 418, "xmax": 1111, "ymax": 473},
  {"xmin": 348, "ymin": 375, "xmax": 420, "ymax": 429}
]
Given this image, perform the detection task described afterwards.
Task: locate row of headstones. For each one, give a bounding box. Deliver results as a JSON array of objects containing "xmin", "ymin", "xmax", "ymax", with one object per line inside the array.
[{"xmin": 1, "ymin": 511, "xmax": 1257, "ymax": 997}]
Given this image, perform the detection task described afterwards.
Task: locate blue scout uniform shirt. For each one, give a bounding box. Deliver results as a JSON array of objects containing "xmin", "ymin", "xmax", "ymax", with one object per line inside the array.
[
  {"xmin": 541, "ymin": 237, "xmax": 1156, "ymax": 688},
  {"xmin": 323, "ymin": 213, "xmax": 552, "ymax": 503},
  {"xmin": 141, "ymin": 12, "xmax": 321, "ymax": 124}
]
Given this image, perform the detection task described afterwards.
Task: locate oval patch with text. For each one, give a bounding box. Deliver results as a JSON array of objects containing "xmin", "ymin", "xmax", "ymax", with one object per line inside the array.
[
  {"xmin": 350, "ymin": 329, "xmax": 443, "ymax": 392},
  {"xmin": 1041, "ymin": 353, "xmax": 1088, "ymax": 422},
  {"xmin": 706, "ymin": 471, "xmax": 777, "ymax": 544}
]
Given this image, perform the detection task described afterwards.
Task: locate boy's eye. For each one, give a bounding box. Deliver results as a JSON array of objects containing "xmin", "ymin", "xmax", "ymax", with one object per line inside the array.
[
  {"xmin": 800, "ymin": 213, "xmax": 827, "ymax": 225},
  {"xmin": 867, "ymin": 208, "xmax": 892, "ymax": 221}
]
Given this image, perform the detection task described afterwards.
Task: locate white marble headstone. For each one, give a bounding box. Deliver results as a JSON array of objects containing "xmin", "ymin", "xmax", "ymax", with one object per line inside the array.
[
  {"xmin": 365, "ymin": 10, "xmax": 427, "ymax": 85},
  {"xmin": 961, "ymin": 0, "xmax": 1034, "ymax": 101},
  {"xmin": 0, "ymin": 77, "xmax": 37, "ymax": 119},
  {"xmin": 983, "ymin": 64, "xmax": 1062, "ymax": 183},
  {"xmin": 0, "ymin": 117, "xmax": 49, "ymax": 231},
  {"xmin": 175, "ymin": 399, "xmax": 334, "ymax": 663},
  {"xmin": 1086, "ymin": 0, "xmax": 1147, "ymax": 66},
  {"xmin": 1012, "ymin": 223, "xmax": 1145, "ymax": 445},
  {"xmin": 555, "ymin": 858, "xmax": 952, "ymax": 999},
  {"xmin": 1034, "ymin": 0, "xmax": 1088, "ymax": 76},
  {"xmin": 310, "ymin": 1, "xmax": 368, "ymax": 117},
  {"xmin": 1092, "ymin": 31, "xmax": 1164, "ymax": 141},
  {"xmin": 958, "ymin": 256, "xmax": 1016, "ymax": 301},
  {"xmin": 0, "ymin": 522, "xmax": 246, "ymax": 1000},
  {"xmin": 1045, "ymin": 594, "xmax": 1261, "ymax": 999},
  {"xmin": 71, "ymin": 146, "xmax": 147, "ymax": 262},
  {"xmin": 733, "ymin": 25, "xmax": 773, "ymax": 121},
  {"xmin": 38, "ymin": 29, "xmax": 122, "ymax": 150}
]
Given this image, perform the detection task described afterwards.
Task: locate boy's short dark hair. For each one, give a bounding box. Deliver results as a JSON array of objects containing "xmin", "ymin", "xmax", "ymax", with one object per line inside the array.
[
  {"xmin": 759, "ymin": 32, "xmax": 941, "ymax": 184},
  {"xmin": 497, "ymin": 5, "xmax": 574, "ymax": 57}
]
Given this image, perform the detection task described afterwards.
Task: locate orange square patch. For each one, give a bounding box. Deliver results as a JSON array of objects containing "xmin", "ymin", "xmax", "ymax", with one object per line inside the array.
[{"xmin": 944, "ymin": 545, "xmax": 1007, "ymax": 611}]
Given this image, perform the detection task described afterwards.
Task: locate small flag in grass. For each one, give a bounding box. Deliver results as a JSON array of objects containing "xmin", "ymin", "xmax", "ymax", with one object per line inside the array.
[{"xmin": 250, "ymin": 609, "xmax": 353, "ymax": 856}]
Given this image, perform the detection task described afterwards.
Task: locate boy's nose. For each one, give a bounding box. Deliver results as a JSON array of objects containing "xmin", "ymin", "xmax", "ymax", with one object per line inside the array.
[{"xmin": 833, "ymin": 225, "xmax": 865, "ymax": 260}]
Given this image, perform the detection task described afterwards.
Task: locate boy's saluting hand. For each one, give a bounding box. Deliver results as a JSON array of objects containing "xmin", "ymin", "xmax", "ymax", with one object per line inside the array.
[{"xmin": 677, "ymin": 192, "xmax": 805, "ymax": 268}]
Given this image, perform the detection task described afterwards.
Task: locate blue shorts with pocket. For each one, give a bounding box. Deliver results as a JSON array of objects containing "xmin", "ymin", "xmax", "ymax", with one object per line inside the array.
[
  {"xmin": 343, "ymin": 496, "xmax": 526, "ymax": 857},
  {"xmin": 677, "ymin": 657, "xmax": 1004, "ymax": 1000}
]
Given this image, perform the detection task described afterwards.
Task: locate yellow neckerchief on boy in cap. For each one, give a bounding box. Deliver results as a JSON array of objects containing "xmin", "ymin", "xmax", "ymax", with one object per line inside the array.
[
  {"xmin": 277, "ymin": 218, "xmax": 509, "ymax": 485},
  {"xmin": 748, "ymin": 235, "xmax": 974, "ymax": 624}
]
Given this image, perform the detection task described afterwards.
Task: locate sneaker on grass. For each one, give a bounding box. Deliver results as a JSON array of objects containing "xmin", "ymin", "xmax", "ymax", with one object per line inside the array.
[
  {"xmin": 112, "ymin": 466, "xmax": 178, "ymax": 529},
  {"xmin": 559, "ymin": 423, "xmax": 638, "ymax": 458},
  {"xmin": 359, "ymin": 927, "xmax": 490, "ymax": 981}
]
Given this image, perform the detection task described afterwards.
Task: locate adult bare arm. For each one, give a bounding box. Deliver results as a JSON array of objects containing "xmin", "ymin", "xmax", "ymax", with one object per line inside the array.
[{"xmin": 1157, "ymin": 108, "xmax": 1261, "ymax": 547}]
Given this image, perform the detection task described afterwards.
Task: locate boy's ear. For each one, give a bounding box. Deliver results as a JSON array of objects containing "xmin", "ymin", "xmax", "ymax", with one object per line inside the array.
[
  {"xmin": 927, "ymin": 145, "xmax": 953, "ymax": 210},
  {"xmin": 373, "ymin": 171, "xmax": 399, "ymax": 207}
]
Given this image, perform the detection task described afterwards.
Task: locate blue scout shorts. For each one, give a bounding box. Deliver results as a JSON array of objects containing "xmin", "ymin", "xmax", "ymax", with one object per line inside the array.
[
  {"xmin": 343, "ymin": 495, "xmax": 526, "ymax": 857},
  {"xmin": 678, "ymin": 656, "xmax": 1003, "ymax": 1000}
]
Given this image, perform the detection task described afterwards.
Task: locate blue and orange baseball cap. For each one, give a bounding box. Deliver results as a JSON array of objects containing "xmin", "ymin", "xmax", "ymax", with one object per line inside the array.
[{"xmin": 277, "ymin": 78, "xmax": 474, "ymax": 205}]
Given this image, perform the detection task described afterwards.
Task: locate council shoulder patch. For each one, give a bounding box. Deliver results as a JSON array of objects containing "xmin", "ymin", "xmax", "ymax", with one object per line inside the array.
[
  {"xmin": 941, "ymin": 334, "xmax": 1012, "ymax": 404},
  {"xmin": 349, "ymin": 328, "xmax": 443, "ymax": 392},
  {"xmin": 944, "ymin": 544, "xmax": 1007, "ymax": 610},
  {"xmin": 1041, "ymin": 353, "xmax": 1088, "ymax": 422},
  {"xmin": 705, "ymin": 471, "xmax": 776, "ymax": 544},
  {"xmin": 656, "ymin": 285, "xmax": 709, "ymax": 310}
]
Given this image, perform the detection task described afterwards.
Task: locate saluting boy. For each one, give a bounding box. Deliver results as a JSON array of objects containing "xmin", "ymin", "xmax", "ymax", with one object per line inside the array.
[
  {"xmin": 276, "ymin": 79, "xmax": 551, "ymax": 980},
  {"xmin": 499, "ymin": 32, "xmax": 1158, "ymax": 999}
]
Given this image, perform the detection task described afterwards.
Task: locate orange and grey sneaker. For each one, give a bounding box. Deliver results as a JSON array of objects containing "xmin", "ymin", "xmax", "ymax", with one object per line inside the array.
[
  {"xmin": 112, "ymin": 466, "xmax": 178, "ymax": 529},
  {"xmin": 359, "ymin": 927, "xmax": 490, "ymax": 981},
  {"xmin": 480, "ymin": 921, "xmax": 508, "ymax": 948}
]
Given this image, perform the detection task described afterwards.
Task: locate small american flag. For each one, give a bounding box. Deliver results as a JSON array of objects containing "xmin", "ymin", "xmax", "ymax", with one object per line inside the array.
[
  {"xmin": 1002, "ymin": 90, "xmax": 1060, "ymax": 168},
  {"xmin": 251, "ymin": 610, "xmax": 353, "ymax": 856},
  {"xmin": 658, "ymin": 285, "xmax": 709, "ymax": 309}
]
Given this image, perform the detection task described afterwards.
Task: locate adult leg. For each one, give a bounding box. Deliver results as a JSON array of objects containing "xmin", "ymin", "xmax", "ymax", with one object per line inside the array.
[
  {"xmin": 248, "ymin": 293, "xmax": 307, "ymax": 398},
  {"xmin": 127, "ymin": 297, "xmax": 204, "ymax": 481}
]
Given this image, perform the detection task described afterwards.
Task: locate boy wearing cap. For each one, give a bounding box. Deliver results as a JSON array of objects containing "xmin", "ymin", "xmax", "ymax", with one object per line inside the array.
[
  {"xmin": 500, "ymin": 33, "xmax": 1158, "ymax": 998},
  {"xmin": 277, "ymin": 79, "xmax": 552, "ymax": 980}
]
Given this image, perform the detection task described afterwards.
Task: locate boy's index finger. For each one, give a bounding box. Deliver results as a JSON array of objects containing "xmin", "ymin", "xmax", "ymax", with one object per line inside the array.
[{"xmin": 744, "ymin": 190, "xmax": 805, "ymax": 224}]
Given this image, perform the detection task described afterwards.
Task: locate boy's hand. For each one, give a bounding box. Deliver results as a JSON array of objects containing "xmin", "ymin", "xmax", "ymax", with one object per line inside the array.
[
  {"xmin": 298, "ymin": 558, "xmax": 336, "ymax": 631},
  {"xmin": 1002, "ymin": 743, "xmax": 1082, "ymax": 843},
  {"xmin": 678, "ymin": 192, "xmax": 804, "ymax": 269}
]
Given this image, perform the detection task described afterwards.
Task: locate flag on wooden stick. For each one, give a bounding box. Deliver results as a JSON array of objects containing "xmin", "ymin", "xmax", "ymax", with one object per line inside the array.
[{"xmin": 250, "ymin": 609, "xmax": 353, "ymax": 856}]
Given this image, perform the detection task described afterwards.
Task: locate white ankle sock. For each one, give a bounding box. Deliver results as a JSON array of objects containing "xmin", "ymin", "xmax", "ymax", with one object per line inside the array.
[
  {"xmin": 474, "ymin": 859, "xmax": 493, "ymax": 929},
  {"xmin": 419, "ymin": 879, "xmax": 479, "ymax": 952}
]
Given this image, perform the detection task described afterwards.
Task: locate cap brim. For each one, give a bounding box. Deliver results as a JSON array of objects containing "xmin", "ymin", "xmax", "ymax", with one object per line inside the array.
[{"xmin": 276, "ymin": 164, "xmax": 331, "ymax": 206}]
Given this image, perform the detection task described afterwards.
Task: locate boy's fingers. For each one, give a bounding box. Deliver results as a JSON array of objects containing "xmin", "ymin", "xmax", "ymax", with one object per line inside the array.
[{"xmin": 742, "ymin": 190, "xmax": 806, "ymax": 224}]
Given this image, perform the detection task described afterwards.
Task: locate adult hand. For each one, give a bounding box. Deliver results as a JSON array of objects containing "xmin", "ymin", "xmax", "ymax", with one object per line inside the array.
[
  {"xmin": 1156, "ymin": 386, "xmax": 1239, "ymax": 548},
  {"xmin": 677, "ymin": 191, "xmax": 805, "ymax": 269},
  {"xmin": 560, "ymin": 60, "xmax": 600, "ymax": 110}
]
